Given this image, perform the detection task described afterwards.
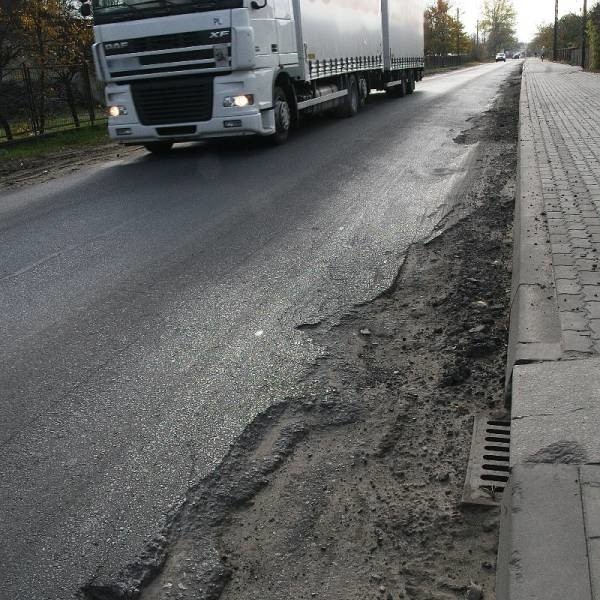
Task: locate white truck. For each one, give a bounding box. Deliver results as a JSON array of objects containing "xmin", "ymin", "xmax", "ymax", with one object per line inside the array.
[{"xmin": 87, "ymin": 0, "xmax": 424, "ymax": 152}]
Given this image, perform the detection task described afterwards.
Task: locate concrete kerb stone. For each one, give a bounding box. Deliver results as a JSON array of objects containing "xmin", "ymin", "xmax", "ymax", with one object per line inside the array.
[
  {"xmin": 496, "ymin": 463, "xmax": 593, "ymax": 600},
  {"xmin": 504, "ymin": 64, "xmax": 562, "ymax": 399},
  {"xmin": 582, "ymin": 466, "xmax": 600, "ymax": 599},
  {"xmin": 510, "ymin": 358, "xmax": 600, "ymax": 467}
]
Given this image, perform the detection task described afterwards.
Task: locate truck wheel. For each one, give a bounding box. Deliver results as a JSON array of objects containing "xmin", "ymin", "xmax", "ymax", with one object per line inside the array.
[
  {"xmin": 406, "ymin": 73, "xmax": 415, "ymax": 95},
  {"xmin": 335, "ymin": 75, "xmax": 359, "ymax": 118},
  {"xmin": 270, "ymin": 86, "xmax": 291, "ymax": 145},
  {"xmin": 143, "ymin": 142, "xmax": 173, "ymax": 154}
]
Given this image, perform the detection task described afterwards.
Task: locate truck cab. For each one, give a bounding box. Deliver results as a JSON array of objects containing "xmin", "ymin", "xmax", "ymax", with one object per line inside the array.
[{"xmin": 92, "ymin": 0, "xmax": 295, "ymax": 148}]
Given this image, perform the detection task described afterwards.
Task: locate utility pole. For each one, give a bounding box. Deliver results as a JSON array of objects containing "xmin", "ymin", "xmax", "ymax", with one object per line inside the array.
[
  {"xmin": 456, "ymin": 7, "xmax": 461, "ymax": 59},
  {"xmin": 553, "ymin": 0, "xmax": 559, "ymax": 61},
  {"xmin": 582, "ymin": 0, "xmax": 588, "ymax": 68}
]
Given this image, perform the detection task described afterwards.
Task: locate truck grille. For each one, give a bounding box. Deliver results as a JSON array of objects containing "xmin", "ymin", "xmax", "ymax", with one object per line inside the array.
[
  {"xmin": 139, "ymin": 49, "xmax": 215, "ymax": 65},
  {"xmin": 104, "ymin": 29, "xmax": 232, "ymax": 79},
  {"xmin": 104, "ymin": 30, "xmax": 231, "ymax": 55},
  {"xmin": 131, "ymin": 76, "xmax": 213, "ymax": 125}
]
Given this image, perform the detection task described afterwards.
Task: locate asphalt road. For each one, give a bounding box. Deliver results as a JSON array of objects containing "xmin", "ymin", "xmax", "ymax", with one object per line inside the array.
[{"xmin": 0, "ymin": 61, "xmax": 518, "ymax": 600}]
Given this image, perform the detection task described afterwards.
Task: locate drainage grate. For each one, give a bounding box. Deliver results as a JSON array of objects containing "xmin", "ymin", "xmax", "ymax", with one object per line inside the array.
[{"xmin": 461, "ymin": 415, "xmax": 511, "ymax": 506}]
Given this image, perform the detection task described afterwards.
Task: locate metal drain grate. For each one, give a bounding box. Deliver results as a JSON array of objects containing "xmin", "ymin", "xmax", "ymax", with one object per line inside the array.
[{"xmin": 462, "ymin": 416, "xmax": 511, "ymax": 506}]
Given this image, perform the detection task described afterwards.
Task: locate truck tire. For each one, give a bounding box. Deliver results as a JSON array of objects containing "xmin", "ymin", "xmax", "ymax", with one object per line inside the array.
[
  {"xmin": 143, "ymin": 142, "xmax": 173, "ymax": 154},
  {"xmin": 406, "ymin": 72, "xmax": 415, "ymax": 95},
  {"xmin": 335, "ymin": 75, "xmax": 359, "ymax": 118},
  {"xmin": 269, "ymin": 86, "xmax": 291, "ymax": 145}
]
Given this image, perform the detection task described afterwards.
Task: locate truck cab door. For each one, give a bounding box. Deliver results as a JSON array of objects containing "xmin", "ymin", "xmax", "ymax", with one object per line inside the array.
[{"xmin": 273, "ymin": 0, "xmax": 297, "ymax": 65}]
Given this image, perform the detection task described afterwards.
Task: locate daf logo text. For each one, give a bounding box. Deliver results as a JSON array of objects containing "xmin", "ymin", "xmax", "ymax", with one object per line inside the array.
[{"xmin": 104, "ymin": 41, "xmax": 129, "ymax": 50}]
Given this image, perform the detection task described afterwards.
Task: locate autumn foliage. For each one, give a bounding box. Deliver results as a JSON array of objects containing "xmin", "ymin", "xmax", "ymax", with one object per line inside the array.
[
  {"xmin": 0, "ymin": 0, "xmax": 94, "ymax": 138},
  {"xmin": 424, "ymin": 0, "xmax": 472, "ymax": 57},
  {"xmin": 1, "ymin": 0, "xmax": 92, "ymax": 69}
]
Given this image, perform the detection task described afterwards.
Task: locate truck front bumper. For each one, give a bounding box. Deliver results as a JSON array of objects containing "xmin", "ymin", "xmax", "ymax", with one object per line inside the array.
[
  {"xmin": 105, "ymin": 70, "xmax": 276, "ymax": 143},
  {"xmin": 108, "ymin": 111, "xmax": 275, "ymax": 142}
]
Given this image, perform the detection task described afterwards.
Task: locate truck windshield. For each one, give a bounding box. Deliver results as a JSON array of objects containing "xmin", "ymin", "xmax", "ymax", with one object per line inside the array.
[{"xmin": 92, "ymin": 0, "xmax": 242, "ymax": 24}]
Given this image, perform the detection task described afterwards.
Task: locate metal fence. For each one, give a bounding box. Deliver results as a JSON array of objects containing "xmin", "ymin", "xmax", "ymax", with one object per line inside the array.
[
  {"xmin": 0, "ymin": 63, "xmax": 105, "ymax": 142},
  {"xmin": 556, "ymin": 45, "xmax": 592, "ymax": 69},
  {"xmin": 425, "ymin": 54, "xmax": 472, "ymax": 70}
]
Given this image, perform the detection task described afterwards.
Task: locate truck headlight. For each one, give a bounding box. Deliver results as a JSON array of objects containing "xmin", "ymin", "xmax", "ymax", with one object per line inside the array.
[
  {"xmin": 223, "ymin": 94, "xmax": 254, "ymax": 108},
  {"xmin": 108, "ymin": 105, "xmax": 128, "ymax": 117}
]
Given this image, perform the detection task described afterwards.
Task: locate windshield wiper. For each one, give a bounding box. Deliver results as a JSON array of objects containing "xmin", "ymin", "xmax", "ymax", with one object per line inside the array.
[
  {"xmin": 123, "ymin": 0, "xmax": 172, "ymax": 9},
  {"xmin": 96, "ymin": 0, "xmax": 177, "ymax": 14},
  {"xmin": 123, "ymin": 0, "xmax": 216, "ymax": 9},
  {"xmin": 95, "ymin": 0, "xmax": 218, "ymax": 20}
]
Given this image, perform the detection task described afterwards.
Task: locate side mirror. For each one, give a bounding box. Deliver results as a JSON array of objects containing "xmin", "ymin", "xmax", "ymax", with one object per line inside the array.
[
  {"xmin": 80, "ymin": 2, "xmax": 92, "ymax": 16},
  {"xmin": 250, "ymin": 0, "xmax": 267, "ymax": 8}
]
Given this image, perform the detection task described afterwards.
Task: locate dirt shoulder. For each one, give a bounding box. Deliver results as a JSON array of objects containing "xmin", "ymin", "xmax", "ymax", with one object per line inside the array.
[
  {"xmin": 0, "ymin": 132, "xmax": 140, "ymax": 191},
  {"xmin": 82, "ymin": 70, "xmax": 521, "ymax": 600}
]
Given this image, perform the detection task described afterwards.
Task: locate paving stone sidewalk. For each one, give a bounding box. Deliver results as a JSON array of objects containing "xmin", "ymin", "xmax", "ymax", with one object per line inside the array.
[
  {"xmin": 498, "ymin": 60, "xmax": 600, "ymax": 600},
  {"xmin": 526, "ymin": 60, "xmax": 600, "ymax": 354}
]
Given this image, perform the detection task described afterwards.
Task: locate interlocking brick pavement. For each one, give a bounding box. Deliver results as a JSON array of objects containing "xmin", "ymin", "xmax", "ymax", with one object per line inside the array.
[
  {"xmin": 499, "ymin": 61, "xmax": 600, "ymax": 600},
  {"xmin": 525, "ymin": 61, "xmax": 600, "ymax": 355}
]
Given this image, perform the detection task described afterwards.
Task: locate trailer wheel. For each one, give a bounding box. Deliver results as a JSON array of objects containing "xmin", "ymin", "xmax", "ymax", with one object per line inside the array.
[
  {"xmin": 335, "ymin": 75, "xmax": 359, "ymax": 118},
  {"xmin": 143, "ymin": 142, "xmax": 173, "ymax": 154},
  {"xmin": 269, "ymin": 86, "xmax": 291, "ymax": 145}
]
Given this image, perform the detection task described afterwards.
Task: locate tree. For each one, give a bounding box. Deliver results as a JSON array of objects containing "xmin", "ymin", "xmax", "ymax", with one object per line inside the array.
[
  {"xmin": 18, "ymin": 0, "xmax": 92, "ymax": 67},
  {"xmin": 16, "ymin": 0, "xmax": 93, "ymax": 132},
  {"xmin": 0, "ymin": 3, "xmax": 24, "ymax": 139},
  {"xmin": 0, "ymin": 1, "xmax": 29, "ymax": 74},
  {"xmin": 425, "ymin": 0, "xmax": 472, "ymax": 56},
  {"xmin": 529, "ymin": 12, "xmax": 588, "ymax": 59},
  {"xmin": 449, "ymin": 15, "xmax": 473, "ymax": 56},
  {"xmin": 590, "ymin": 2, "xmax": 600, "ymax": 69},
  {"xmin": 425, "ymin": 0, "xmax": 454, "ymax": 55},
  {"xmin": 529, "ymin": 23, "xmax": 554, "ymax": 55},
  {"xmin": 0, "ymin": 0, "xmax": 93, "ymax": 139},
  {"xmin": 480, "ymin": 0, "xmax": 517, "ymax": 55}
]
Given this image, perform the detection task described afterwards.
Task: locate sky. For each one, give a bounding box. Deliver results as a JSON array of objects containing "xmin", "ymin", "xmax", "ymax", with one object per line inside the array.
[{"xmin": 452, "ymin": 0, "xmax": 588, "ymax": 42}]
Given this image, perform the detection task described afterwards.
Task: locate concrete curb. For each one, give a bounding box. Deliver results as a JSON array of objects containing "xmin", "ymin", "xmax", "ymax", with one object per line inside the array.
[
  {"xmin": 504, "ymin": 64, "xmax": 562, "ymax": 399},
  {"xmin": 496, "ymin": 463, "xmax": 594, "ymax": 600}
]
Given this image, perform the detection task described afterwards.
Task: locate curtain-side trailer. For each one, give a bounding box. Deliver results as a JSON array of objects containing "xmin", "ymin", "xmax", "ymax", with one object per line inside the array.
[{"xmin": 89, "ymin": 0, "xmax": 425, "ymax": 151}]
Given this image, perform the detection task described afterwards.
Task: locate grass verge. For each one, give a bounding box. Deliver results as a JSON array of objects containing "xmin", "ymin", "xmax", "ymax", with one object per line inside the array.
[{"xmin": 0, "ymin": 124, "xmax": 111, "ymax": 162}]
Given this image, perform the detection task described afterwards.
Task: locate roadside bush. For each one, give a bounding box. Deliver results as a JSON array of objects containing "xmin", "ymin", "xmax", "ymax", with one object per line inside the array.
[
  {"xmin": 591, "ymin": 3, "xmax": 600, "ymax": 70},
  {"xmin": 589, "ymin": 22, "xmax": 600, "ymax": 69}
]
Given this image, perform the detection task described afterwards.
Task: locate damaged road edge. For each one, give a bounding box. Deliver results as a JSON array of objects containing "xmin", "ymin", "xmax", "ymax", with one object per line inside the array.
[{"xmin": 81, "ymin": 68, "xmax": 522, "ymax": 600}]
